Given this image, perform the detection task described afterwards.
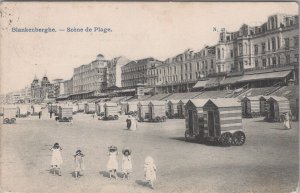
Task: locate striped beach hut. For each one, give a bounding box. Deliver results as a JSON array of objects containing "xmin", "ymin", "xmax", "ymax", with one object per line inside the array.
[
  {"xmin": 84, "ymin": 103, "xmax": 96, "ymax": 114},
  {"xmin": 103, "ymin": 102, "xmax": 119, "ymax": 120},
  {"xmin": 77, "ymin": 102, "xmax": 85, "ymax": 112},
  {"xmin": 265, "ymin": 96, "xmax": 290, "ymax": 122},
  {"xmin": 241, "ymin": 96, "xmax": 261, "ymax": 118},
  {"xmin": 178, "ymin": 99, "xmax": 189, "ymax": 118},
  {"xmin": 184, "ymin": 99, "xmax": 208, "ymax": 141},
  {"xmin": 148, "ymin": 101, "xmax": 166, "ymax": 122},
  {"xmin": 126, "ymin": 101, "xmax": 138, "ymax": 115},
  {"xmin": 259, "ymin": 96, "xmax": 271, "ymax": 116},
  {"xmin": 166, "ymin": 100, "xmax": 180, "ymax": 118},
  {"xmin": 202, "ymin": 98, "xmax": 245, "ymax": 146},
  {"xmin": 137, "ymin": 101, "xmax": 150, "ymax": 121}
]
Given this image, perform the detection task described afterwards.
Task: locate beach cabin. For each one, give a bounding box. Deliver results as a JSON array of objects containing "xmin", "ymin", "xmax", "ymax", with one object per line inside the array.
[
  {"xmin": 84, "ymin": 103, "xmax": 96, "ymax": 114},
  {"xmin": 259, "ymin": 96, "xmax": 271, "ymax": 116},
  {"xmin": 184, "ymin": 99, "xmax": 208, "ymax": 142},
  {"xmin": 177, "ymin": 99, "xmax": 189, "ymax": 118},
  {"xmin": 137, "ymin": 101, "xmax": 150, "ymax": 122},
  {"xmin": 166, "ymin": 100, "xmax": 180, "ymax": 118},
  {"xmin": 96, "ymin": 102, "xmax": 105, "ymax": 116},
  {"xmin": 148, "ymin": 101, "xmax": 166, "ymax": 122},
  {"xmin": 265, "ymin": 96, "xmax": 290, "ymax": 122},
  {"xmin": 103, "ymin": 102, "xmax": 119, "ymax": 120},
  {"xmin": 31, "ymin": 105, "xmax": 41, "ymax": 116},
  {"xmin": 241, "ymin": 96, "xmax": 261, "ymax": 118},
  {"xmin": 77, "ymin": 102, "xmax": 85, "ymax": 112},
  {"xmin": 17, "ymin": 104, "xmax": 30, "ymax": 117},
  {"xmin": 126, "ymin": 101, "xmax": 138, "ymax": 115},
  {"xmin": 185, "ymin": 98, "xmax": 245, "ymax": 146}
]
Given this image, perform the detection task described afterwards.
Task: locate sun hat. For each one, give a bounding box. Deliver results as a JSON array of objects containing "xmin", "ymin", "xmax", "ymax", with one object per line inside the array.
[
  {"xmin": 108, "ymin": 145, "xmax": 118, "ymax": 151},
  {"xmin": 122, "ymin": 147, "xmax": 132, "ymax": 155}
]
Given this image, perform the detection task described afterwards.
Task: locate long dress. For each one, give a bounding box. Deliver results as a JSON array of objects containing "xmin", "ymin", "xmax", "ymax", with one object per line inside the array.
[
  {"xmin": 144, "ymin": 163, "xmax": 156, "ymax": 182},
  {"xmin": 107, "ymin": 151, "xmax": 118, "ymax": 171},
  {"xmin": 129, "ymin": 117, "xmax": 137, "ymax": 131},
  {"xmin": 121, "ymin": 155, "xmax": 132, "ymax": 173},
  {"xmin": 51, "ymin": 148, "xmax": 63, "ymax": 167},
  {"xmin": 74, "ymin": 155, "xmax": 85, "ymax": 172},
  {"xmin": 284, "ymin": 114, "xmax": 291, "ymax": 129}
]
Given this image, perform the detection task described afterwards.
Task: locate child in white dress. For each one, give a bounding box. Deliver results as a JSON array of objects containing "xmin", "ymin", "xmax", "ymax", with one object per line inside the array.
[
  {"xmin": 144, "ymin": 156, "xmax": 157, "ymax": 188},
  {"xmin": 50, "ymin": 142, "xmax": 63, "ymax": 176},
  {"xmin": 74, "ymin": 149, "xmax": 85, "ymax": 179},
  {"xmin": 107, "ymin": 146, "xmax": 118, "ymax": 179},
  {"xmin": 121, "ymin": 148, "xmax": 132, "ymax": 180}
]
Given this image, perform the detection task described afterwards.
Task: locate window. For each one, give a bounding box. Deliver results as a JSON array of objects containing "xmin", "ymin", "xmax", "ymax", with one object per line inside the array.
[
  {"xmin": 261, "ymin": 42, "xmax": 266, "ymax": 54},
  {"xmin": 230, "ymin": 50, "xmax": 233, "ymax": 58},
  {"xmin": 185, "ymin": 63, "xmax": 187, "ymax": 71},
  {"xmin": 239, "ymin": 43, "xmax": 243, "ymax": 56},
  {"xmin": 190, "ymin": 73, "xmax": 192, "ymax": 79},
  {"xmin": 197, "ymin": 62, "xmax": 200, "ymax": 71},
  {"xmin": 268, "ymin": 39, "xmax": 270, "ymax": 51},
  {"xmin": 285, "ymin": 54, "xmax": 290, "ymax": 64},
  {"xmin": 278, "ymin": 55, "xmax": 281, "ymax": 65},
  {"xmin": 217, "ymin": 48, "xmax": 221, "ymax": 59},
  {"xmin": 284, "ymin": 38, "xmax": 290, "ymax": 49},
  {"xmin": 255, "ymin": 60, "xmax": 259, "ymax": 67},
  {"xmin": 189, "ymin": 63, "xmax": 192, "ymax": 71},
  {"xmin": 262, "ymin": 59, "xmax": 266, "ymax": 67},
  {"xmin": 221, "ymin": 48, "xmax": 224, "ymax": 59},
  {"xmin": 272, "ymin": 57, "xmax": 276, "ymax": 65},
  {"xmin": 254, "ymin": 45, "xmax": 258, "ymax": 55},
  {"xmin": 211, "ymin": 60, "xmax": 214, "ymax": 68},
  {"xmin": 277, "ymin": 37, "xmax": 281, "ymax": 49},
  {"xmin": 294, "ymin": 36, "xmax": 299, "ymax": 47},
  {"xmin": 295, "ymin": 54, "xmax": 299, "ymax": 62},
  {"xmin": 271, "ymin": 37, "xmax": 276, "ymax": 51}
]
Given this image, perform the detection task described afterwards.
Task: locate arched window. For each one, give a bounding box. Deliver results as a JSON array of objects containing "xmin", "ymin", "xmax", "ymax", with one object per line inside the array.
[{"xmin": 221, "ymin": 48, "xmax": 224, "ymax": 59}]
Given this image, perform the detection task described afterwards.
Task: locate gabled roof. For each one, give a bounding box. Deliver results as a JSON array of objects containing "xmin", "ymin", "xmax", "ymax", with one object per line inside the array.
[
  {"xmin": 104, "ymin": 102, "xmax": 118, "ymax": 107},
  {"xmin": 207, "ymin": 98, "xmax": 241, "ymax": 107},
  {"xmin": 268, "ymin": 96, "xmax": 289, "ymax": 102},
  {"xmin": 149, "ymin": 100, "xmax": 165, "ymax": 106},
  {"xmin": 137, "ymin": 101, "xmax": 150, "ymax": 106},
  {"xmin": 167, "ymin": 99, "xmax": 180, "ymax": 104},
  {"xmin": 188, "ymin": 99, "xmax": 209, "ymax": 108}
]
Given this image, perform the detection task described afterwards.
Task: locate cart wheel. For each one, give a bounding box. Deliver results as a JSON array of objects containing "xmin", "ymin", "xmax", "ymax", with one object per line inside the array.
[
  {"xmin": 161, "ymin": 116, "xmax": 166, "ymax": 122},
  {"xmin": 155, "ymin": 117, "xmax": 161, "ymax": 122},
  {"xmin": 219, "ymin": 132, "xmax": 233, "ymax": 147},
  {"xmin": 10, "ymin": 118, "xmax": 16, "ymax": 124},
  {"xmin": 232, "ymin": 131, "xmax": 246, "ymax": 146},
  {"xmin": 3, "ymin": 118, "xmax": 9, "ymax": 124},
  {"xmin": 114, "ymin": 115, "xmax": 119, "ymax": 120}
]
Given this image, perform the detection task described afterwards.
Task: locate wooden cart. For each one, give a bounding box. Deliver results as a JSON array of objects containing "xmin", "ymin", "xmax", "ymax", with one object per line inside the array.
[
  {"xmin": 166, "ymin": 100, "xmax": 180, "ymax": 119},
  {"xmin": 3, "ymin": 107, "xmax": 17, "ymax": 124},
  {"xmin": 103, "ymin": 102, "xmax": 119, "ymax": 120},
  {"xmin": 265, "ymin": 96, "xmax": 290, "ymax": 122},
  {"xmin": 148, "ymin": 101, "xmax": 167, "ymax": 122},
  {"xmin": 58, "ymin": 106, "xmax": 73, "ymax": 122},
  {"xmin": 137, "ymin": 101, "xmax": 150, "ymax": 122},
  {"xmin": 185, "ymin": 98, "xmax": 245, "ymax": 146},
  {"xmin": 241, "ymin": 96, "xmax": 261, "ymax": 118}
]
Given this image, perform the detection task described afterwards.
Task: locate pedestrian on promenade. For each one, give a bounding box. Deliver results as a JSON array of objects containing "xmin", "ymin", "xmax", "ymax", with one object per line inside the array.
[
  {"xmin": 121, "ymin": 148, "xmax": 132, "ymax": 180},
  {"xmin": 74, "ymin": 149, "xmax": 85, "ymax": 179},
  {"xmin": 38, "ymin": 111, "xmax": 41, "ymax": 119},
  {"xmin": 50, "ymin": 142, "xmax": 63, "ymax": 176},
  {"xmin": 144, "ymin": 156, "xmax": 157, "ymax": 189},
  {"xmin": 129, "ymin": 115, "xmax": 137, "ymax": 131},
  {"xmin": 126, "ymin": 115, "xmax": 132, "ymax": 130},
  {"xmin": 50, "ymin": 111, "xmax": 52, "ymax": 119},
  {"xmin": 107, "ymin": 146, "xmax": 118, "ymax": 179},
  {"xmin": 283, "ymin": 112, "xmax": 292, "ymax": 129}
]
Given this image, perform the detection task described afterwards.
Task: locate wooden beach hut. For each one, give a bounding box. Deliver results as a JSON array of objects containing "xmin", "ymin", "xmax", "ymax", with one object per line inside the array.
[
  {"xmin": 241, "ymin": 96, "xmax": 261, "ymax": 118},
  {"xmin": 166, "ymin": 100, "xmax": 180, "ymax": 119},
  {"xmin": 148, "ymin": 101, "xmax": 166, "ymax": 122},
  {"xmin": 265, "ymin": 96, "xmax": 290, "ymax": 122},
  {"xmin": 137, "ymin": 101, "xmax": 150, "ymax": 122},
  {"xmin": 103, "ymin": 102, "xmax": 119, "ymax": 120}
]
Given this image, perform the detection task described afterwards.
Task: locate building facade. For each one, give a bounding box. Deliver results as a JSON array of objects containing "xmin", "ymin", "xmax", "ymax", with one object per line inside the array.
[
  {"xmin": 72, "ymin": 54, "xmax": 108, "ymax": 93},
  {"xmin": 30, "ymin": 75, "xmax": 55, "ymax": 101},
  {"xmin": 121, "ymin": 57, "xmax": 163, "ymax": 88},
  {"xmin": 107, "ymin": 56, "xmax": 130, "ymax": 88},
  {"xmin": 63, "ymin": 78, "xmax": 73, "ymax": 95},
  {"xmin": 215, "ymin": 14, "xmax": 298, "ymax": 73}
]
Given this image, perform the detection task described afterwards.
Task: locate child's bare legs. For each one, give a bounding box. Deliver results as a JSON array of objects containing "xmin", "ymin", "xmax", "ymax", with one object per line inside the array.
[
  {"xmin": 109, "ymin": 170, "xmax": 112, "ymax": 178},
  {"xmin": 113, "ymin": 169, "xmax": 118, "ymax": 179},
  {"xmin": 57, "ymin": 167, "xmax": 61, "ymax": 176},
  {"xmin": 52, "ymin": 166, "xmax": 55, "ymax": 176},
  {"xmin": 149, "ymin": 180, "xmax": 154, "ymax": 189},
  {"xmin": 75, "ymin": 171, "xmax": 78, "ymax": 179}
]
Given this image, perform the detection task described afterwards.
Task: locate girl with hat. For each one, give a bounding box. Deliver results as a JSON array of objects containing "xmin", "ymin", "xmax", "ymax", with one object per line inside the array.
[
  {"xmin": 121, "ymin": 148, "xmax": 132, "ymax": 180},
  {"xmin": 50, "ymin": 142, "xmax": 63, "ymax": 176},
  {"xmin": 144, "ymin": 156, "xmax": 157, "ymax": 189},
  {"xmin": 107, "ymin": 146, "xmax": 118, "ymax": 179},
  {"xmin": 74, "ymin": 149, "xmax": 85, "ymax": 179}
]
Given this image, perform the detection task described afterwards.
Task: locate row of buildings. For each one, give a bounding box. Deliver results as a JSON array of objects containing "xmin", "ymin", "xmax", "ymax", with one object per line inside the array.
[{"xmin": 3, "ymin": 13, "xmax": 298, "ymax": 103}]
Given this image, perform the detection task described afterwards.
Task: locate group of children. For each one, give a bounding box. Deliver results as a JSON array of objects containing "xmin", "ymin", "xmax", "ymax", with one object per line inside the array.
[{"xmin": 50, "ymin": 143, "xmax": 157, "ymax": 188}]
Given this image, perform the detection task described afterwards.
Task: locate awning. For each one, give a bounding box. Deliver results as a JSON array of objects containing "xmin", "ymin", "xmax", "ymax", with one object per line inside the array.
[
  {"xmin": 237, "ymin": 70, "xmax": 291, "ymax": 83},
  {"xmin": 144, "ymin": 88, "xmax": 154, "ymax": 93},
  {"xmin": 205, "ymin": 77, "xmax": 223, "ymax": 88},
  {"xmin": 193, "ymin": 80, "xmax": 208, "ymax": 89},
  {"xmin": 220, "ymin": 76, "xmax": 243, "ymax": 85}
]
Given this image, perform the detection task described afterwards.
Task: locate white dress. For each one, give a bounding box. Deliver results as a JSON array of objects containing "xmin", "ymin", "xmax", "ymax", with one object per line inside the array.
[
  {"xmin": 51, "ymin": 148, "xmax": 63, "ymax": 167},
  {"xmin": 107, "ymin": 151, "xmax": 118, "ymax": 171},
  {"xmin": 284, "ymin": 114, "xmax": 291, "ymax": 129},
  {"xmin": 121, "ymin": 155, "xmax": 132, "ymax": 173},
  {"xmin": 130, "ymin": 117, "xmax": 137, "ymax": 131},
  {"xmin": 74, "ymin": 155, "xmax": 85, "ymax": 172},
  {"xmin": 144, "ymin": 163, "xmax": 156, "ymax": 182}
]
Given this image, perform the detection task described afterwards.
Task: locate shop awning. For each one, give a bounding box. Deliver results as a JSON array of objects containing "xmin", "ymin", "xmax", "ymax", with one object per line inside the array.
[
  {"xmin": 205, "ymin": 77, "xmax": 224, "ymax": 88},
  {"xmin": 220, "ymin": 76, "xmax": 243, "ymax": 85},
  {"xmin": 193, "ymin": 80, "xmax": 208, "ymax": 89},
  {"xmin": 237, "ymin": 70, "xmax": 291, "ymax": 83}
]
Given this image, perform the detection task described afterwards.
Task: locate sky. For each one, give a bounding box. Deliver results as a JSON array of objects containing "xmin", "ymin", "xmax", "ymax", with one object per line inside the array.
[{"xmin": 0, "ymin": 2, "xmax": 298, "ymax": 94}]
